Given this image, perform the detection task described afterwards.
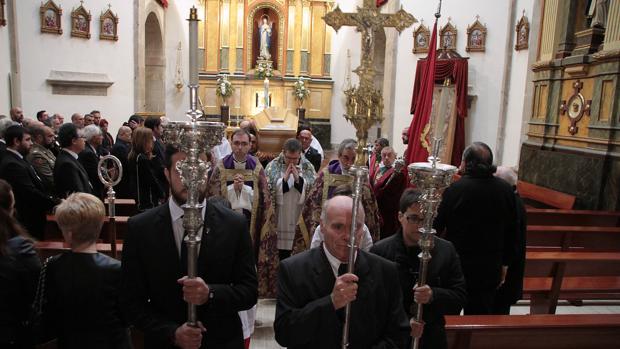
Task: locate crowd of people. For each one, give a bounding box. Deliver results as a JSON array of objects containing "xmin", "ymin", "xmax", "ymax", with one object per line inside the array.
[{"xmin": 0, "ymin": 106, "xmax": 526, "ymax": 349}]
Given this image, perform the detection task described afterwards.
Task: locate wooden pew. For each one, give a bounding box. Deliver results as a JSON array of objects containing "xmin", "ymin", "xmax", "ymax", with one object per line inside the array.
[
  {"xmin": 45, "ymin": 215, "xmax": 129, "ymax": 242},
  {"xmin": 527, "ymin": 225, "xmax": 620, "ymax": 252},
  {"xmin": 517, "ymin": 181, "xmax": 576, "ymax": 209},
  {"xmin": 446, "ymin": 314, "xmax": 620, "ymax": 349},
  {"xmin": 35, "ymin": 241, "xmax": 123, "ymax": 260},
  {"xmin": 526, "ymin": 208, "xmax": 620, "ymax": 227},
  {"xmin": 104, "ymin": 198, "xmax": 138, "ymax": 217},
  {"xmin": 523, "ymin": 251, "xmax": 620, "ymax": 314}
]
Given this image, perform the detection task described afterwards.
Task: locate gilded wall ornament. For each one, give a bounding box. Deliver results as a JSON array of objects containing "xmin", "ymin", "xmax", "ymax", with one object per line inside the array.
[
  {"xmin": 71, "ymin": 1, "xmax": 91, "ymax": 39},
  {"xmin": 413, "ymin": 20, "xmax": 430, "ymax": 54},
  {"xmin": 465, "ymin": 15, "xmax": 486, "ymax": 52},
  {"xmin": 515, "ymin": 10, "xmax": 529, "ymax": 51},
  {"xmin": 560, "ymin": 80, "xmax": 592, "ymax": 135},
  {"xmin": 99, "ymin": 5, "xmax": 118, "ymax": 41},
  {"xmin": 40, "ymin": 0, "xmax": 63, "ymax": 35},
  {"xmin": 439, "ymin": 18, "xmax": 457, "ymax": 51}
]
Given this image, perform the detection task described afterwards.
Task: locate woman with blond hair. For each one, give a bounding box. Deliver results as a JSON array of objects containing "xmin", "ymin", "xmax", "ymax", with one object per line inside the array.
[
  {"xmin": 128, "ymin": 127, "xmax": 165, "ymax": 211},
  {"xmin": 0, "ymin": 179, "xmax": 40, "ymax": 348},
  {"xmin": 40, "ymin": 193, "xmax": 132, "ymax": 348}
]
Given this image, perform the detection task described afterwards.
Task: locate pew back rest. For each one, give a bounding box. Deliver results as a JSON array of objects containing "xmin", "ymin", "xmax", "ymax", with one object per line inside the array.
[
  {"xmin": 526, "ymin": 208, "xmax": 620, "ymax": 227},
  {"xmin": 527, "ymin": 225, "xmax": 620, "ymax": 252},
  {"xmin": 518, "ymin": 181, "xmax": 576, "ymax": 209}
]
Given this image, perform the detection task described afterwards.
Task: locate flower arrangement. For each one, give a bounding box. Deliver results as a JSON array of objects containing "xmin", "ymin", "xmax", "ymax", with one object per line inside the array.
[
  {"xmin": 215, "ymin": 75, "xmax": 234, "ymax": 101},
  {"xmin": 292, "ymin": 77, "xmax": 310, "ymax": 107},
  {"xmin": 256, "ymin": 60, "xmax": 273, "ymax": 79}
]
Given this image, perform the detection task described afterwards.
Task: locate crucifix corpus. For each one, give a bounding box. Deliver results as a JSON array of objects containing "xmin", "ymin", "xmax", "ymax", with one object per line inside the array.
[
  {"xmin": 323, "ymin": 2, "xmax": 416, "ymax": 349},
  {"xmin": 324, "ymin": 0, "xmax": 416, "ymax": 165}
]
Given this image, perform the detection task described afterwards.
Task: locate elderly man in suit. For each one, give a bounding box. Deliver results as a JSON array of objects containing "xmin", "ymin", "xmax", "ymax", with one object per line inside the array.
[
  {"xmin": 275, "ymin": 195, "xmax": 409, "ymax": 349},
  {"xmin": 296, "ymin": 125, "xmax": 321, "ymax": 172},
  {"xmin": 78, "ymin": 125, "xmax": 104, "ymax": 199},
  {"xmin": 122, "ymin": 144, "xmax": 258, "ymax": 349},
  {"xmin": 0, "ymin": 125, "xmax": 58, "ymax": 239},
  {"xmin": 54, "ymin": 123, "xmax": 92, "ymax": 198}
]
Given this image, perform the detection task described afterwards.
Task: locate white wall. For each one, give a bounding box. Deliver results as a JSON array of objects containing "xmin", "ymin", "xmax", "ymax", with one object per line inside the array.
[
  {"xmin": 330, "ymin": 0, "xmax": 536, "ymax": 164},
  {"xmin": 163, "ymin": 0, "xmax": 191, "ymax": 122},
  {"xmin": 0, "ymin": 7, "xmax": 11, "ymax": 115},
  {"xmin": 14, "ymin": 0, "xmax": 134, "ymax": 135}
]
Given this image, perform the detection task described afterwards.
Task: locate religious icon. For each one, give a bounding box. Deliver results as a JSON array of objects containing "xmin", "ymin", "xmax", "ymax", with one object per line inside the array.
[
  {"xmin": 515, "ymin": 11, "xmax": 529, "ymax": 51},
  {"xmin": 413, "ymin": 21, "xmax": 430, "ymax": 54},
  {"xmin": 439, "ymin": 19, "xmax": 457, "ymax": 51},
  {"xmin": 40, "ymin": 0, "xmax": 63, "ymax": 35},
  {"xmin": 70, "ymin": 1, "xmax": 91, "ymax": 39},
  {"xmin": 258, "ymin": 15, "xmax": 273, "ymax": 60},
  {"xmin": 466, "ymin": 16, "xmax": 486, "ymax": 52},
  {"xmin": 559, "ymin": 80, "xmax": 592, "ymax": 135},
  {"xmin": 99, "ymin": 6, "xmax": 119, "ymax": 41}
]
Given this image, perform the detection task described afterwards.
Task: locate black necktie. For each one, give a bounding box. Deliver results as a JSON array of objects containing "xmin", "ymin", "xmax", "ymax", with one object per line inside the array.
[{"xmin": 338, "ymin": 263, "xmax": 348, "ymax": 276}]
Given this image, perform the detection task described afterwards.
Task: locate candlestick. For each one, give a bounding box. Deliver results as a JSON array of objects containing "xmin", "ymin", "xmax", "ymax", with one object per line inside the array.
[
  {"xmin": 188, "ymin": 7, "xmax": 199, "ymax": 86},
  {"xmin": 263, "ymin": 78, "xmax": 269, "ymax": 109}
]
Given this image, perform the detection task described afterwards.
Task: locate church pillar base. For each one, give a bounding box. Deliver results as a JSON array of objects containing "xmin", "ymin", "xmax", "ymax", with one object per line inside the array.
[{"xmin": 573, "ymin": 27, "xmax": 606, "ymax": 56}]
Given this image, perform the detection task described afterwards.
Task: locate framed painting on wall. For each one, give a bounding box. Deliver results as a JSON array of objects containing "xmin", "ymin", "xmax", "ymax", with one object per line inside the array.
[
  {"xmin": 439, "ymin": 19, "xmax": 457, "ymax": 51},
  {"xmin": 413, "ymin": 21, "xmax": 430, "ymax": 54},
  {"xmin": 40, "ymin": 0, "xmax": 63, "ymax": 35},
  {"xmin": 71, "ymin": 1, "xmax": 91, "ymax": 39},
  {"xmin": 466, "ymin": 15, "xmax": 487, "ymax": 52},
  {"xmin": 515, "ymin": 10, "xmax": 529, "ymax": 51},
  {"xmin": 100, "ymin": 6, "xmax": 119, "ymax": 41}
]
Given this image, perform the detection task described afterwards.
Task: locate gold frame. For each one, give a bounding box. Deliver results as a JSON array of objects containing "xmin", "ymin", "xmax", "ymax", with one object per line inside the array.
[
  {"xmin": 439, "ymin": 19, "xmax": 457, "ymax": 51},
  {"xmin": 515, "ymin": 11, "xmax": 529, "ymax": 51},
  {"xmin": 99, "ymin": 6, "xmax": 119, "ymax": 41},
  {"xmin": 70, "ymin": 2, "xmax": 91, "ymax": 39},
  {"xmin": 40, "ymin": 0, "xmax": 63, "ymax": 35},
  {"xmin": 466, "ymin": 16, "xmax": 487, "ymax": 52},
  {"xmin": 413, "ymin": 21, "xmax": 430, "ymax": 54},
  {"xmin": 0, "ymin": 0, "xmax": 6, "ymax": 27},
  {"xmin": 247, "ymin": 3, "xmax": 285, "ymax": 75}
]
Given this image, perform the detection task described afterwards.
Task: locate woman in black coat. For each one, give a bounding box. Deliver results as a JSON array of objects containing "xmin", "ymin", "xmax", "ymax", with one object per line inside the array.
[
  {"xmin": 128, "ymin": 127, "xmax": 165, "ymax": 212},
  {"xmin": 40, "ymin": 192, "xmax": 132, "ymax": 349},
  {"xmin": 0, "ymin": 179, "xmax": 41, "ymax": 349}
]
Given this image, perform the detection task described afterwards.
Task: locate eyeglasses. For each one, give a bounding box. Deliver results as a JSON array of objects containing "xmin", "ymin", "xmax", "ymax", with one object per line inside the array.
[{"xmin": 405, "ymin": 214, "xmax": 424, "ymax": 224}]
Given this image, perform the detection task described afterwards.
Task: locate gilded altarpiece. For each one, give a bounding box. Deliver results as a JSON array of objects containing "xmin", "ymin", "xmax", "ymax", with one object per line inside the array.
[{"xmin": 196, "ymin": 0, "xmax": 334, "ymax": 148}]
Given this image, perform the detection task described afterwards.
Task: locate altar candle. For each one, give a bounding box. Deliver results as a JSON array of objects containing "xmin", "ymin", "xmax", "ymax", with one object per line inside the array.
[
  {"xmin": 189, "ymin": 7, "xmax": 199, "ymax": 86},
  {"xmin": 264, "ymin": 78, "xmax": 269, "ymax": 108}
]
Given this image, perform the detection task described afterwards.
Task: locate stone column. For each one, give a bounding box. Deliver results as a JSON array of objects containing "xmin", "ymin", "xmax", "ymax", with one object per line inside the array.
[
  {"xmin": 538, "ymin": 0, "xmax": 562, "ymax": 61},
  {"xmin": 309, "ymin": 2, "xmax": 326, "ymax": 77},
  {"xmin": 205, "ymin": 0, "xmax": 220, "ymax": 73},
  {"xmin": 555, "ymin": 0, "xmax": 578, "ymax": 58},
  {"xmin": 293, "ymin": 0, "xmax": 303, "ymax": 76},
  {"xmin": 602, "ymin": 0, "xmax": 620, "ymax": 51},
  {"xmin": 228, "ymin": 0, "xmax": 238, "ymax": 74}
]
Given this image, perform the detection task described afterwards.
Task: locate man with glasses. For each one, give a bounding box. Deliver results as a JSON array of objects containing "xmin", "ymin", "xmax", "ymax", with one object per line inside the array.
[
  {"xmin": 371, "ymin": 189, "xmax": 466, "ymax": 349},
  {"xmin": 53, "ymin": 123, "xmax": 93, "ymax": 198}
]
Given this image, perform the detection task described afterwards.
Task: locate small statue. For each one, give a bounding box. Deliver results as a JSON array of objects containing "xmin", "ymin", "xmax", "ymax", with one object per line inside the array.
[
  {"xmin": 258, "ymin": 16, "xmax": 272, "ymax": 60},
  {"xmin": 588, "ymin": 0, "xmax": 608, "ymax": 29}
]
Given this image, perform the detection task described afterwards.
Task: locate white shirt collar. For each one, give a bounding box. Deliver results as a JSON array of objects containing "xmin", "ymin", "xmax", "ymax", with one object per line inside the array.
[
  {"xmin": 323, "ymin": 243, "xmax": 343, "ymax": 278},
  {"xmin": 168, "ymin": 197, "xmax": 207, "ymax": 223},
  {"xmin": 0, "ymin": 139, "xmax": 5, "ymax": 144},
  {"xmin": 7, "ymin": 148, "xmax": 23, "ymax": 159},
  {"xmin": 63, "ymin": 148, "xmax": 79, "ymax": 159}
]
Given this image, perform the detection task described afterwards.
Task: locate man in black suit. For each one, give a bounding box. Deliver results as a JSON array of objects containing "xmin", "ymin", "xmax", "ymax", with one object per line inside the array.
[
  {"xmin": 111, "ymin": 126, "xmax": 132, "ymax": 199},
  {"xmin": 0, "ymin": 118, "xmax": 16, "ymax": 163},
  {"xmin": 371, "ymin": 189, "xmax": 467, "ymax": 349},
  {"xmin": 434, "ymin": 142, "xmax": 517, "ymax": 315},
  {"xmin": 0, "ymin": 125, "xmax": 58, "ymax": 239},
  {"xmin": 121, "ymin": 144, "xmax": 258, "ymax": 349},
  {"xmin": 274, "ymin": 195, "xmax": 409, "ymax": 349},
  {"xmin": 54, "ymin": 123, "xmax": 93, "ymax": 198},
  {"xmin": 78, "ymin": 125, "xmax": 105, "ymax": 199},
  {"xmin": 145, "ymin": 117, "xmax": 169, "ymax": 197},
  {"xmin": 297, "ymin": 125, "xmax": 322, "ymax": 172}
]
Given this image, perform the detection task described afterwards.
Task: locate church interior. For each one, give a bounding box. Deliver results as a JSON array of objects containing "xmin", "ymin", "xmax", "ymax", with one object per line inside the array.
[{"xmin": 1, "ymin": 0, "xmax": 620, "ymax": 348}]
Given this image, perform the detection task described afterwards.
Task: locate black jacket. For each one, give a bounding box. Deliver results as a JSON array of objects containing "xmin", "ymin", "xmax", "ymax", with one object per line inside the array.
[
  {"xmin": 371, "ymin": 231, "xmax": 467, "ymax": 349},
  {"xmin": 0, "ymin": 150, "xmax": 57, "ymax": 238},
  {"xmin": 303, "ymin": 146, "xmax": 322, "ymax": 173},
  {"xmin": 41, "ymin": 252, "xmax": 132, "ymax": 349},
  {"xmin": 0, "ymin": 236, "xmax": 41, "ymax": 347},
  {"xmin": 274, "ymin": 247, "xmax": 410, "ymax": 349},
  {"xmin": 128, "ymin": 154, "xmax": 165, "ymax": 211},
  {"xmin": 54, "ymin": 150, "xmax": 92, "ymax": 198},
  {"xmin": 111, "ymin": 140, "xmax": 131, "ymax": 199},
  {"xmin": 121, "ymin": 199, "xmax": 258, "ymax": 349},
  {"xmin": 79, "ymin": 144, "xmax": 104, "ymax": 199},
  {"xmin": 434, "ymin": 174, "xmax": 517, "ymax": 291}
]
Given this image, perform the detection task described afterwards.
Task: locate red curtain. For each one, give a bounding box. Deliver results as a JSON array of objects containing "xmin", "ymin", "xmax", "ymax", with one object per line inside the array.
[
  {"xmin": 406, "ymin": 55, "xmax": 469, "ymax": 166},
  {"xmin": 376, "ymin": 0, "xmax": 389, "ymax": 7}
]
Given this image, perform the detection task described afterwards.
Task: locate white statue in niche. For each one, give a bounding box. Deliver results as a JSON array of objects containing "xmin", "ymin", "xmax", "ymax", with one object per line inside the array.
[{"xmin": 258, "ymin": 16, "xmax": 272, "ymax": 60}]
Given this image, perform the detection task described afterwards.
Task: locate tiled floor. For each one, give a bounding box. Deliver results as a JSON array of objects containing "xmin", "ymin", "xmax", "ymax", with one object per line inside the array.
[{"xmin": 249, "ymin": 298, "xmax": 620, "ymax": 349}]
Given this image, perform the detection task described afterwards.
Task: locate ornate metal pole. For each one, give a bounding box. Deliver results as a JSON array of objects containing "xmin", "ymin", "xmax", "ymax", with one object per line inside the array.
[
  {"xmin": 160, "ymin": 7, "xmax": 225, "ymax": 327},
  {"xmin": 408, "ymin": 138, "xmax": 456, "ymax": 349},
  {"xmin": 97, "ymin": 155, "xmax": 123, "ymax": 259}
]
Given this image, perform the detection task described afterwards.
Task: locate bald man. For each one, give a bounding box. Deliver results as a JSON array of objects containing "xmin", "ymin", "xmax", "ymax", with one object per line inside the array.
[
  {"xmin": 275, "ymin": 195, "xmax": 409, "ymax": 348},
  {"xmin": 10, "ymin": 107, "xmax": 24, "ymax": 125}
]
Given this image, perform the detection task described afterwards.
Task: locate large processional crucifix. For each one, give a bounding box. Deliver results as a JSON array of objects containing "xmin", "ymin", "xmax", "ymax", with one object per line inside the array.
[
  {"xmin": 324, "ymin": 0, "xmax": 416, "ymax": 165},
  {"xmin": 322, "ymin": 1, "xmax": 416, "ymax": 348}
]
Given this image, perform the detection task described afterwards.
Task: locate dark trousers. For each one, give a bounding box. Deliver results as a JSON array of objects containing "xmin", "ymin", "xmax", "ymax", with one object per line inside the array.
[
  {"xmin": 279, "ymin": 249, "xmax": 291, "ymax": 262},
  {"xmin": 464, "ymin": 288, "xmax": 496, "ymax": 315}
]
